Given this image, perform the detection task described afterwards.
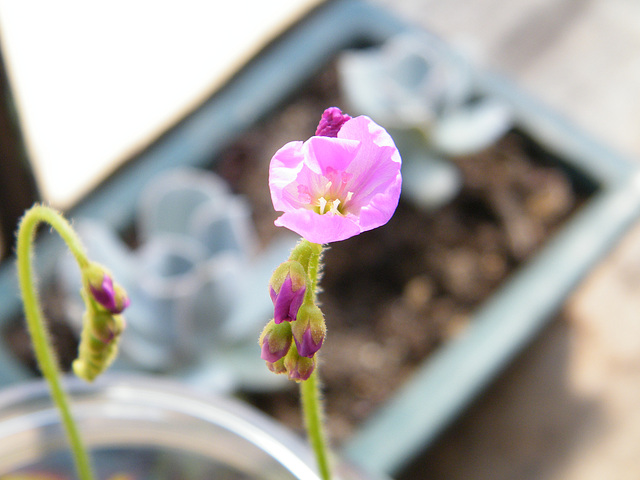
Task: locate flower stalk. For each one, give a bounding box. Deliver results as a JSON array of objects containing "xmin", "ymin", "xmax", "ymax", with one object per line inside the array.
[
  {"xmin": 16, "ymin": 204, "xmax": 130, "ymax": 480},
  {"xmin": 301, "ymin": 369, "xmax": 331, "ymax": 480},
  {"xmin": 299, "ymin": 240, "xmax": 331, "ymax": 479},
  {"xmin": 262, "ymin": 107, "xmax": 402, "ymax": 480},
  {"xmin": 17, "ymin": 205, "xmax": 95, "ymax": 480}
]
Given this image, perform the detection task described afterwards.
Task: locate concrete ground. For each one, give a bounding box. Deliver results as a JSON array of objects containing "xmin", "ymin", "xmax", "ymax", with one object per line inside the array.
[{"xmin": 371, "ymin": 0, "xmax": 640, "ymax": 478}]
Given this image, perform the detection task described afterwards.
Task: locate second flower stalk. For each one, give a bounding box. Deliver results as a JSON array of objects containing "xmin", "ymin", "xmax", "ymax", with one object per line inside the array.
[{"xmin": 260, "ymin": 240, "xmax": 326, "ymax": 382}]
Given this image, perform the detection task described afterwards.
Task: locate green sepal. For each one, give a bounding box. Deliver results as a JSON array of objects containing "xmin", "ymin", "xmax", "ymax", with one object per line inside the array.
[
  {"xmin": 291, "ymin": 302, "xmax": 326, "ymax": 358},
  {"xmin": 269, "ymin": 260, "xmax": 307, "ymax": 295},
  {"xmin": 284, "ymin": 344, "xmax": 316, "ymax": 382},
  {"xmin": 259, "ymin": 319, "xmax": 293, "ymax": 362}
]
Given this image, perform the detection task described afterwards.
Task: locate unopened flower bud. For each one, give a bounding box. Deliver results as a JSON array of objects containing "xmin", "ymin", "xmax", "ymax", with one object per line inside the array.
[
  {"xmin": 266, "ymin": 357, "xmax": 287, "ymax": 375},
  {"xmin": 292, "ymin": 303, "xmax": 325, "ymax": 358},
  {"xmin": 83, "ymin": 263, "xmax": 130, "ymax": 314},
  {"xmin": 284, "ymin": 345, "xmax": 316, "ymax": 382},
  {"xmin": 269, "ymin": 260, "xmax": 307, "ymax": 324},
  {"xmin": 259, "ymin": 320, "xmax": 292, "ymax": 363},
  {"xmin": 315, "ymin": 107, "xmax": 352, "ymax": 137},
  {"xmin": 73, "ymin": 310, "xmax": 125, "ymax": 382}
]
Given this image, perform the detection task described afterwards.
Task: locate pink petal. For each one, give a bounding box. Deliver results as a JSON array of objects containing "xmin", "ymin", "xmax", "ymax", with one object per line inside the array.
[
  {"xmin": 339, "ymin": 116, "xmax": 402, "ymax": 206},
  {"xmin": 357, "ymin": 179, "xmax": 403, "ymax": 231},
  {"xmin": 304, "ymin": 136, "xmax": 361, "ymax": 174},
  {"xmin": 269, "ymin": 141, "xmax": 306, "ymax": 212},
  {"xmin": 274, "ymin": 209, "xmax": 361, "ymax": 244}
]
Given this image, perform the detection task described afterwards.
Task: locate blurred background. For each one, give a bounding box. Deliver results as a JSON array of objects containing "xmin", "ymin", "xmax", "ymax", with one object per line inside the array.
[
  {"xmin": 373, "ymin": 1, "xmax": 640, "ymax": 479},
  {"xmin": 1, "ymin": 1, "xmax": 640, "ymax": 479}
]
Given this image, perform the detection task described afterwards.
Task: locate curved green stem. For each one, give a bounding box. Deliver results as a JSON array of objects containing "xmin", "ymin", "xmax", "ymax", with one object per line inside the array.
[{"xmin": 17, "ymin": 205, "xmax": 94, "ymax": 480}]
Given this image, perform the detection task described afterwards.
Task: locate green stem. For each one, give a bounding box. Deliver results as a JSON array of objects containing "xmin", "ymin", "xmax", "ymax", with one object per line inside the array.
[
  {"xmin": 290, "ymin": 240, "xmax": 323, "ymax": 304},
  {"xmin": 301, "ymin": 367, "xmax": 331, "ymax": 480},
  {"xmin": 304, "ymin": 241, "xmax": 322, "ymax": 303},
  {"xmin": 296, "ymin": 240, "xmax": 331, "ymax": 479},
  {"xmin": 16, "ymin": 205, "xmax": 94, "ymax": 480}
]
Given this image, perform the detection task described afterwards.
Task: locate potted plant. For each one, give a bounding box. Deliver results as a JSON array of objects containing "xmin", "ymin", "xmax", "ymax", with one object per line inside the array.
[
  {"xmin": 1, "ymin": 2, "xmax": 639, "ymax": 479},
  {"xmin": 2, "ymin": 106, "xmax": 400, "ymax": 480}
]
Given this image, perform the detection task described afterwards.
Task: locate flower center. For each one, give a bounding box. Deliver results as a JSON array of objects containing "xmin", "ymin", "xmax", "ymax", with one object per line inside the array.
[
  {"xmin": 316, "ymin": 168, "xmax": 356, "ymax": 216},
  {"xmin": 296, "ymin": 168, "xmax": 355, "ymax": 216},
  {"xmin": 314, "ymin": 189, "xmax": 354, "ymax": 216},
  {"xmin": 317, "ymin": 196, "xmax": 341, "ymax": 215}
]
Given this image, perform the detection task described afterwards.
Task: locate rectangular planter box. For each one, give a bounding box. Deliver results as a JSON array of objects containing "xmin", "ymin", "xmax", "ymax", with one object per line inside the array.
[{"xmin": 0, "ymin": 0, "xmax": 639, "ymax": 477}]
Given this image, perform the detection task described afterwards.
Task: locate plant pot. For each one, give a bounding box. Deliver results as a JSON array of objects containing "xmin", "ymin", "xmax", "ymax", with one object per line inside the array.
[
  {"xmin": 1, "ymin": 1, "xmax": 640, "ymax": 479},
  {"xmin": 0, "ymin": 375, "xmax": 379, "ymax": 480}
]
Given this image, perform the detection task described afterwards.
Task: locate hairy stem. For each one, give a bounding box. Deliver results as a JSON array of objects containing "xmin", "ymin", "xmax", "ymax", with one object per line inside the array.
[
  {"xmin": 17, "ymin": 205, "xmax": 94, "ymax": 480},
  {"xmin": 301, "ymin": 367, "xmax": 331, "ymax": 480},
  {"xmin": 298, "ymin": 240, "xmax": 331, "ymax": 479}
]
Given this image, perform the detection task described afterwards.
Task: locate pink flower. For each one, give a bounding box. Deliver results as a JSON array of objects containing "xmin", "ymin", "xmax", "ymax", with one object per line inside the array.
[{"xmin": 269, "ymin": 110, "xmax": 402, "ymax": 244}]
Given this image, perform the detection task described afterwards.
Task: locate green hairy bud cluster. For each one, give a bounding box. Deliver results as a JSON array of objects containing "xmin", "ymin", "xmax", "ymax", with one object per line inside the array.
[{"xmin": 260, "ymin": 240, "xmax": 326, "ymax": 382}]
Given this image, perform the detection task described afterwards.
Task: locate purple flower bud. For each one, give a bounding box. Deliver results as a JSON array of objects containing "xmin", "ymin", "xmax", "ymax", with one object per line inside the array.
[
  {"xmin": 89, "ymin": 276, "xmax": 129, "ymax": 314},
  {"xmin": 83, "ymin": 263, "xmax": 130, "ymax": 314},
  {"xmin": 259, "ymin": 320, "xmax": 292, "ymax": 363},
  {"xmin": 73, "ymin": 309, "xmax": 126, "ymax": 382},
  {"xmin": 294, "ymin": 327, "xmax": 324, "ymax": 358},
  {"xmin": 266, "ymin": 358, "xmax": 287, "ymax": 375},
  {"xmin": 315, "ymin": 107, "xmax": 352, "ymax": 137},
  {"xmin": 292, "ymin": 303, "xmax": 325, "ymax": 358},
  {"xmin": 90, "ymin": 310, "xmax": 124, "ymax": 345},
  {"xmin": 269, "ymin": 261, "xmax": 307, "ymax": 324},
  {"xmin": 261, "ymin": 334, "xmax": 287, "ymax": 363},
  {"xmin": 284, "ymin": 347, "xmax": 316, "ymax": 382}
]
